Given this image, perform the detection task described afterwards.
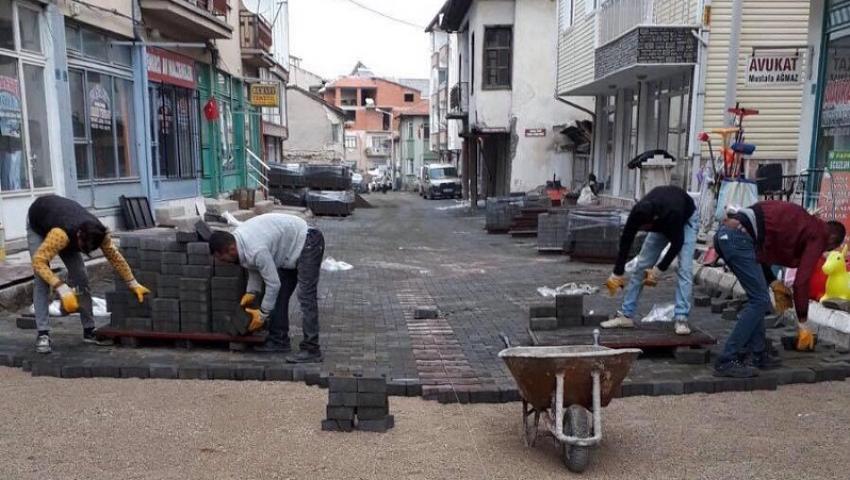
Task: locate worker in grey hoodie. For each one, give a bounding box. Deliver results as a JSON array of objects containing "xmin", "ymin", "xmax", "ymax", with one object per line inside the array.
[{"xmin": 210, "ymin": 213, "xmax": 325, "ymax": 363}]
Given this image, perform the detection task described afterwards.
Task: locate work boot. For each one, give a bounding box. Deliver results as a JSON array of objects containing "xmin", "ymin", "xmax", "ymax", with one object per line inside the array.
[
  {"xmin": 713, "ymin": 359, "xmax": 759, "ymax": 378},
  {"xmin": 286, "ymin": 349, "xmax": 323, "ymax": 364},
  {"xmin": 254, "ymin": 340, "xmax": 292, "ymax": 354},
  {"xmin": 82, "ymin": 330, "xmax": 113, "ymax": 346},
  {"xmin": 35, "ymin": 334, "xmax": 52, "ymax": 354},
  {"xmin": 600, "ymin": 312, "xmax": 634, "ymax": 329},
  {"xmin": 674, "ymin": 317, "xmax": 691, "ymax": 336}
]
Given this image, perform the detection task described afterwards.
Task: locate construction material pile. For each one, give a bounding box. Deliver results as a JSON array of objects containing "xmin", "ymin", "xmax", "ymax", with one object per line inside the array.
[{"xmin": 270, "ymin": 164, "xmax": 355, "ymax": 217}]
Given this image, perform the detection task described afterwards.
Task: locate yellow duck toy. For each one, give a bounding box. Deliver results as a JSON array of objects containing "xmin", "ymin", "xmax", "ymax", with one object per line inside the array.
[{"xmin": 821, "ymin": 245, "xmax": 850, "ymax": 302}]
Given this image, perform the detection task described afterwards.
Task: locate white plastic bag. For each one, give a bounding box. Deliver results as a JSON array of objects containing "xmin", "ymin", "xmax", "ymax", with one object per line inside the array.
[
  {"xmin": 222, "ymin": 211, "xmax": 243, "ymax": 226},
  {"xmin": 537, "ymin": 282, "xmax": 599, "ymax": 297},
  {"xmin": 577, "ymin": 186, "xmax": 598, "ymax": 206},
  {"xmin": 30, "ymin": 296, "xmax": 109, "ymax": 317},
  {"xmin": 641, "ymin": 303, "xmax": 675, "ymax": 323},
  {"xmin": 624, "ymin": 245, "xmax": 678, "ymax": 274},
  {"xmin": 322, "ymin": 257, "xmax": 353, "ymax": 272}
]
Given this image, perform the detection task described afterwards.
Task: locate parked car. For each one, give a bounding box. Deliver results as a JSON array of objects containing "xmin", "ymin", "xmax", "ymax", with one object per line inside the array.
[{"xmin": 419, "ymin": 164, "xmax": 462, "ymax": 200}]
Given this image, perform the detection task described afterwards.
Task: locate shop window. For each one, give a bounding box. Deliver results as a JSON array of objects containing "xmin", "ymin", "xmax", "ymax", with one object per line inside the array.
[
  {"xmin": 483, "ymin": 27, "xmax": 512, "ymax": 89},
  {"xmin": 150, "ymin": 84, "xmax": 200, "ymax": 179},
  {"xmin": 82, "ymin": 29, "xmax": 109, "ymax": 63},
  {"xmin": 221, "ymin": 102, "xmax": 235, "ymax": 171},
  {"xmin": 0, "ymin": 1, "xmax": 13, "ymax": 51},
  {"xmin": 0, "ymin": 55, "xmax": 26, "ymax": 191},
  {"xmin": 23, "ymin": 64, "xmax": 49, "ymax": 187},
  {"xmin": 65, "ymin": 23, "xmax": 81, "ymax": 52},
  {"xmin": 17, "ymin": 5, "xmax": 40, "ymax": 53}
]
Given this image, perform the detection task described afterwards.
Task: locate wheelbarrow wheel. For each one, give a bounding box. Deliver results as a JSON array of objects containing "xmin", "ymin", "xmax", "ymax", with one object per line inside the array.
[{"xmin": 562, "ymin": 405, "xmax": 591, "ymax": 473}]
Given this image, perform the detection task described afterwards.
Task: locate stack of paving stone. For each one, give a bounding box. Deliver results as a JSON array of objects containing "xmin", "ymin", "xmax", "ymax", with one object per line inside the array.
[
  {"xmin": 536, "ymin": 208, "xmax": 572, "ymax": 252},
  {"xmin": 322, "ymin": 375, "xmax": 395, "ymax": 433},
  {"xmin": 269, "ymin": 163, "xmax": 308, "ymax": 207},
  {"xmin": 485, "ymin": 195, "xmax": 525, "ymax": 233},
  {"xmin": 303, "ymin": 164, "xmax": 355, "ymax": 217},
  {"xmin": 154, "ymin": 204, "xmax": 202, "ymax": 231},
  {"xmin": 528, "ymin": 294, "xmax": 597, "ymax": 331},
  {"xmin": 509, "ymin": 206, "xmax": 548, "ymax": 238},
  {"xmin": 105, "ymin": 229, "xmax": 249, "ymax": 336},
  {"xmin": 563, "ymin": 208, "xmax": 624, "ymax": 262}
]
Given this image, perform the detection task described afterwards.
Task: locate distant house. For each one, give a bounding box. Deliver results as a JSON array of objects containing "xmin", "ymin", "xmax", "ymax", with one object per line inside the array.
[
  {"xmin": 284, "ymin": 86, "xmax": 346, "ymax": 164},
  {"xmin": 397, "ymin": 99, "xmax": 438, "ymax": 190}
]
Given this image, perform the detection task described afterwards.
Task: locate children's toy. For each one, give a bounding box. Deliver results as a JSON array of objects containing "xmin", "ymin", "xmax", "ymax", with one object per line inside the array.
[{"xmin": 821, "ymin": 245, "xmax": 850, "ymax": 302}]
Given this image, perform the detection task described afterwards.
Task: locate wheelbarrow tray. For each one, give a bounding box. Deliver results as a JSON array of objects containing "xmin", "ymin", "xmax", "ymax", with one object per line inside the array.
[{"xmin": 499, "ymin": 346, "xmax": 640, "ymax": 411}]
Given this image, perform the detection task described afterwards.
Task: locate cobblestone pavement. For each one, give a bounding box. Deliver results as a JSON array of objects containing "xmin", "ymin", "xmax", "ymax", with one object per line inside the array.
[{"xmin": 1, "ymin": 192, "xmax": 849, "ymax": 400}]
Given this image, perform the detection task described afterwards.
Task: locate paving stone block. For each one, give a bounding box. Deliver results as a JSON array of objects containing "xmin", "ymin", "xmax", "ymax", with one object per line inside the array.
[
  {"xmin": 183, "ymin": 265, "xmax": 213, "ymax": 278},
  {"xmin": 414, "ymin": 306, "xmax": 439, "ymax": 319},
  {"xmin": 326, "ymin": 406, "xmax": 355, "ymax": 421},
  {"xmin": 125, "ymin": 317, "xmax": 152, "ymax": 331},
  {"xmin": 529, "ymin": 303, "xmax": 556, "ymax": 318},
  {"xmin": 188, "ymin": 254, "xmax": 213, "ymax": 265},
  {"xmin": 751, "ymin": 375, "xmax": 778, "ymax": 391},
  {"xmin": 214, "ymin": 263, "xmax": 244, "ymax": 277},
  {"xmin": 265, "ymin": 366, "xmax": 294, "ymax": 381},
  {"xmin": 235, "ymin": 366, "xmax": 265, "ymax": 381},
  {"xmin": 329, "ymin": 376, "xmax": 359, "ymax": 392},
  {"xmin": 150, "ymin": 365, "xmax": 178, "ymax": 379},
  {"xmin": 582, "ymin": 314, "xmax": 607, "ymax": 327},
  {"xmin": 211, "ymin": 277, "xmax": 243, "ymax": 292},
  {"xmin": 176, "ymin": 231, "xmax": 200, "ymax": 243},
  {"xmin": 721, "ymin": 307, "xmax": 738, "ymax": 321},
  {"xmin": 161, "ymin": 252, "xmax": 186, "ymax": 265},
  {"xmin": 357, "ymin": 376, "xmax": 387, "ymax": 393},
  {"xmin": 468, "ymin": 389, "xmax": 502, "ymax": 403},
  {"xmin": 357, "ymin": 393, "xmax": 389, "ymax": 407},
  {"xmin": 205, "ymin": 198, "xmax": 239, "ymax": 215},
  {"xmin": 356, "ymin": 406, "xmax": 390, "ymax": 420},
  {"xmin": 89, "ymin": 365, "xmax": 121, "ymax": 378},
  {"xmin": 31, "ymin": 361, "xmax": 62, "ymax": 377},
  {"xmin": 141, "ymin": 259, "xmax": 162, "ymax": 272},
  {"xmin": 674, "ymin": 347, "xmax": 711, "ymax": 365},
  {"xmin": 180, "ymin": 301, "xmax": 211, "ymax": 314},
  {"xmin": 186, "ymin": 242, "xmax": 210, "ymax": 255},
  {"xmin": 156, "ymin": 274, "xmax": 181, "ymax": 289},
  {"xmin": 386, "ymin": 380, "xmax": 407, "ymax": 396},
  {"xmin": 499, "ymin": 387, "xmax": 521, "ymax": 402},
  {"xmin": 713, "ymin": 377, "xmax": 753, "ymax": 393},
  {"xmin": 61, "ymin": 365, "xmax": 91, "ymax": 378},
  {"xmin": 710, "ymin": 298, "xmax": 727, "ymax": 314},
  {"xmin": 152, "ymin": 315, "xmax": 180, "ymax": 333},
  {"xmin": 16, "ymin": 316, "xmax": 36, "ymax": 329},
  {"xmin": 682, "ymin": 376, "xmax": 716, "ymax": 394},
  {"xmin": 120, "ymin": 366, "xmax": 150, "ymax": 379},
  {"xmin": 556, "ymin": 294, "xmax": 583, "ymax": 327},
  {"xmin": 357, "ymin": 415, "xmax": 395, "ymax": 433},
  {"xmin": 305, "ymin": 371, "xmax": 321, "ymax": 386},
  {"xmin": 208, "ymin": 366, "xmax": 235, "ymax": 380},
  {"xmin": 141, "ymin": 238, "xmax": 166, "ymax": 251},
  {"xmin": 152, "ymin": 298, "xmax": 180, "ymax": 312},
  {"xmin": 811, "ymin": 365, "xmax": 849, "ymax": 382},
  {"xmin": 179, "ymin": 278, "xmax": 210, "ymax": 292},
  {"xmin": 619, "ymin": 380, "xmax": 651, "ymax": 397},
  {"xmin": 179, "ymin": 290, "xmax": 210, "ymax": 303},
  {"xmin": 321, "ymin": 419, "xmax": 354, "ymax": 432},
  {"xmin": 650, "ymin": 380, "xmax": 684, "ymax": 396},
  {"xmin": 156, "ymin": 286, "xmax": 180, "ymax": 299},
  {"xmin": 212, "ymin": 299, "xmax": 239, "ymax": 311},
  {"xmin": 328, "ymin": 392, "xmax": 359, "ymax": 407},
  {"xmin": 119, "ymin": 235, "xmax": 141, "ymax": 248},
  {"xmin": 694, "ymin": 294, "xmax": 711, "ymax": 307},
  {"xmin": 529, "ymin": 317, "xmax": 558, "ymax": 331},
  {"xmin": 180, "ymin": 318, "xmax": 210, "ymax": 332},
  {"xmin": 178, "ymin": 367, "xmax": 209, "ymax": 380},
  {"xmin": 160, "ymin": 263, "xmax": 185, "ymax": 275}
]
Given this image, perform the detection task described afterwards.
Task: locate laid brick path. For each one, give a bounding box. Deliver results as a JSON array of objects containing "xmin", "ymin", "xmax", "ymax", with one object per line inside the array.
[{"xmin": 1, "ymin": 193, "xmax": 849, "ymax": 401}]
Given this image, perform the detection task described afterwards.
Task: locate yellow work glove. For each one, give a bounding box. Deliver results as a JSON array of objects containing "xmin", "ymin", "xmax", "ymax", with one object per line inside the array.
[
  {"xmin": 240, "ymin": 292, "xmax": 257, "ymax": 307},
  {"xmin": 244, "ymin": 308, "xmax": 268, "ymax": 333},
  {"xmin": 643, "ymin": 266, "xmax": 663, "ymax": 287},
  {"xmin": 56, "ymin": 284, "xmax": 79, "ymax": 314},
  {"xmin": 796, "ymin": 321, "xmax": 815, "ymax": 352},
  {"xmin": 771, "ymin": 280, "xmax": 793, "ymax": 315},
  {"xmin": 128, "ymin": 280, "xmax": 151, "ymax": 303},
  {"xmin": 605, "ymin": 274, "xmax": 626, "ymax": 296}
]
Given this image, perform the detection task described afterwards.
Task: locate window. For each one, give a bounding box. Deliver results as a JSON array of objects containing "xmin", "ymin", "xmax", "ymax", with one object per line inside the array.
[
  {"xmin": 407, "ymin": 121, "xmax": 414, "ymax": 137},
  {"xmin": 404, "ymin": 93, "xmax": 414, "ymax": 103},
  {"xmin": 17, "ymin": 6, "xmax": 41, "ymax": 53},
  {"xmin": 423, "ymin": 124, "xmax": 430, "ymax": 144},
  {"xmin": 331, "ymin": 123, "xmax": 341, "ymax": 143},
  {"xmin": 0, "ymin": 1, "xmax": 14, "ymax": 50},
  {"xmin": 361, "ymin": 88, "xmax": 376, "ymax": 106},
  {"xmin": 382, "ymin": 112, "xmax": 390, "ymax": 131},
  {"xmin": 559, "ymin": 0, "xmax": 574, "ymax": 32},
  {"xmin": 470, "ymin": 33, "xmax": 475, "ymax": 95},
  {"xmin": 345, "ymin": 134, "xmax": 357, "ymax": 149},
  {"xmin": 483, "ymin": 27, "xmax": 512, "ymax": 89},
  {"xmin": 150, "ymin": 83, "xmax": 199, "ymax": 179},
  {"xmin": 343, "ymin": 109, "xmax": 356, "ymax": 122}
]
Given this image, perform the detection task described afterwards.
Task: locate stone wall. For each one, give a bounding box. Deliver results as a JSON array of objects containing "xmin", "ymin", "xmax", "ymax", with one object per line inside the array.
[{"xmin": 595, "ymin": 27, "xmax": 698, "ymax": 79}]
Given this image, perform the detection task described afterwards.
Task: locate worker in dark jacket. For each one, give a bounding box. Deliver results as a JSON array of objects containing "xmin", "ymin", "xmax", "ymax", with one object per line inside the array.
[
  {"xmin": 603, "ymin": 186, "xmax": 699, "ymax": 335},
  {"xmin": 27, "ymin": 195, "xmax": 150, "ymax": 354},
  {"xmin": 713, "ymin": 201, "xmax": 845, "ymax": 378}
]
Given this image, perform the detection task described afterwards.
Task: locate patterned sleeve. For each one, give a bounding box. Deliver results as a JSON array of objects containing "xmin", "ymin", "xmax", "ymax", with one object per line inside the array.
[
  {"xmin": 32, "ymin": 228, "xmax": 69, "ymax": 288},
  {"xmin": 101, "ymin": 234, "xmax": 135, "ymax": 283}
]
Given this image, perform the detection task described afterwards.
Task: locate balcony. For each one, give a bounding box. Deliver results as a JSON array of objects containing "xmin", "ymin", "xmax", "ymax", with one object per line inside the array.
[
  {"xmin": 596, "ymin": 0, "xmax": 695, "ymax": 47},
  {"xmin": 447, "ymin": 82, "xmax": 468, "ymax": 120},
  {"xmin": 241, "ymin": 10, "xmax": 275, "ymax": 67},
  {"xmin": 365, "ymin": 146, "xmax": 390, "ymax": 157},
  {"xmin": 140, "ymin": 0, "xmax": 232, "ymax": 40}
]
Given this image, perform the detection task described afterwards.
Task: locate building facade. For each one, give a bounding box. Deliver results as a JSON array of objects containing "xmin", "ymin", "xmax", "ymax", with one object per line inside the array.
[
  {"xmin": 426, "ymin": 28, "xmax": 463, "ymax": 166},
  {"xmin": 0, "ymin": 0, "xmax": 289, "ymax": 249},
  {"xmin": 284, "ymin": 86, "xmax": 345, "ymax": 164},
  {"xmin": 398, "ymin": 100, "xmax": 438, "ymax": 190},
  {"xmin": 557, "ymin": 0, "xmax": 810, "ymax": 204},
  {"xmin": 429, "ymin": 0, "xmax": 592, "ymax": 205}
]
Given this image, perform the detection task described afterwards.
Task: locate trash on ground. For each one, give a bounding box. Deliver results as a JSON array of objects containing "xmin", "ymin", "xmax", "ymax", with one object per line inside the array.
[
  {"xmin": 641, "ymin": 303, "xmax": 675, "ymax": 323},
  {"xmin": 222, "ymin": 211, "xmax": 243, "ymax": 226},
  {"xmin": 30, "ymin": 297, "xmax": 108, "ymax": 317},
  {"xmin": 537, "ymin": 282, "xmax": 599, "ymax": 297},
  {"xmin": 322, "ymin": 257, "xmax": 353, "ymax": 272}
]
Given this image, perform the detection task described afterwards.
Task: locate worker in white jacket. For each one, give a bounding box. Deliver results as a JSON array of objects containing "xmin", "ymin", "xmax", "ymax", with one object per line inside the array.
[{"xmin": 210, "ymin": 213, "xmax": 325, "ymax": 363}]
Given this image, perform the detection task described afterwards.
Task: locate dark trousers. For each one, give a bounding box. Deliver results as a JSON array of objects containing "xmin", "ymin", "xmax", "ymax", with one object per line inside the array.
[
  {"xmin": 268, "ymin": 229, "xmax": 325, "ymax": 352},
  {"xmin": 714, "ymin": 225, "xmax": 771, "ymax": 365}
]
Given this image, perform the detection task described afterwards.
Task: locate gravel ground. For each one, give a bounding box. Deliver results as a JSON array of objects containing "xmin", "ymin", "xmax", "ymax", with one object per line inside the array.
[{"xmin": 0, "ymin": 367, "xmax": 848, "ymax": 479}]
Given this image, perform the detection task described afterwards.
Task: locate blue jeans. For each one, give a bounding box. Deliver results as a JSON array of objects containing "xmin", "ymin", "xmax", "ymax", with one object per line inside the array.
[
  {"xmin": 713, "ymin": 225, "xmax": 770, "ymax": 365},
  {"xmin": 621, "ymin": 210, "xmax": 699, "ymax": 319}
]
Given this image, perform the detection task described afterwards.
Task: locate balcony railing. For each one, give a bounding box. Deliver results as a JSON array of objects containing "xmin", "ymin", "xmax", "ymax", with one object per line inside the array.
[
  {"xmin": 596, "ymin": 0, "xmax": 653, "ymax": 47},
  {"xmin": 193, "ymin": 0, "xmax": 229, "ymax": 16},
  {"xmin": 448, "ymin": 82, "xmax": 468, "ymax": 119},
  {"xmin": 240, "ymin": 10, "xmax": 273, "ymax": 51}
]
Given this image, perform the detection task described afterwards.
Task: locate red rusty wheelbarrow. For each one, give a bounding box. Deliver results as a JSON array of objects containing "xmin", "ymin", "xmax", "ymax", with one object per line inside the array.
[{"xmin": 498, "ymin": 332, "xmax": 640, "ymax": 473}]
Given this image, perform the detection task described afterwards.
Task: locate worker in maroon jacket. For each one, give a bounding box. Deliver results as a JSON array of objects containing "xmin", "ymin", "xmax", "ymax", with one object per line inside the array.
[{"xmin": 713, "ymin": 201, "xmax": 845, "ymax": 378}]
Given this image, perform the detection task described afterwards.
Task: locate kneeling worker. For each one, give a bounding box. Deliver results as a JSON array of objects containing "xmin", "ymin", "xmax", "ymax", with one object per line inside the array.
[
  {"xmin": 28, "ymin": 195, "xmax": 150, "ymax": 353},
  {"xmin": 713, "ymin": 201, "xmax": 845, "ymax": 378},
  {"xmin": 603, "ymin": 185, "xmax": 699, "ymax": 335},
  {"xmin": 209, "ymin": 213, "xmax": 325, "ymax": 363}
]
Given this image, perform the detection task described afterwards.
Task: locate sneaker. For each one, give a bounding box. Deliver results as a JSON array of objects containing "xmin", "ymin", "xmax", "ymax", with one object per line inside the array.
[
  {"xmin": 286, "ymin": 350, "xmax": 323, "ymax": 364},
  {"xmin": 600, "ymin": 312, "xmax": 634, "ymax": 329},
  {"xmin": 82, "ymin": 331, "xmax": 114, "ymax": 346},
  {"xmin": 674, "ymin": 319, "xmax": 692, "ymax": 336},
  {"xmin": 750, "ymin": 352, "xmax": 782, "ymax": 370},
  {"xmin": 713, "ymin": 360, "xmax": 759, "ymax": 378},
  {"xmin": 35, "ymin": 335, "xmax": 52, "ymax": 354},
  {"xmin": 253, "ymin": 341, "xmax": 292, "ymax": 354}
]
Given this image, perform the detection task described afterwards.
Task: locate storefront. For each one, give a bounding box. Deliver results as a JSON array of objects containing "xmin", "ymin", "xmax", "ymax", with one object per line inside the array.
[
  {"xmin": 146, "ymin": 47, "xmax": 202, "ymax": 202},
  {"xmin": 0, "ymin": 0, "xmax": 62, "ymax": 241},
  {"xmin": 65, "ymin": 20, "xmax": 141, "ymax": 212},
  {"xmin": 197, "ymin": 66, "xmax": 248, "ymax": 197}
]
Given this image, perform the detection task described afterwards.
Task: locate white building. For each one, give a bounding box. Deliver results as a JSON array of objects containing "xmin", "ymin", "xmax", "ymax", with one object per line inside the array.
[
  {"xmin": 283, "ymin": 86, "xmax": 345, "ymax": 164},
  {"xmin": 428, "ymin": 0, "xmax": 592, "ymax": 203}
]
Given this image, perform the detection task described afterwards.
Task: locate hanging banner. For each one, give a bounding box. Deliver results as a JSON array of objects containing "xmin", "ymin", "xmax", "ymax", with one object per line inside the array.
[
  {"xmin": 745, "ymin": 51, "xmax": 803, "ymax": 87},
  {"xmin": 0, "ymin": 75, "xmax": 22, "ymax": 138},
  {"xmin": 147, "ymin": 48, "xmax": 196, "ymax": 89},
  {"xmin": 89, "ymin": 84, "xmax": 112, "ymax": 131},
  {"xmin": 249, "ymin": 83, "xmax": 279, "ymax": 107},
  {"xmin": 819, "ymin": 151, "xmax": 850, "ymax": 234}
]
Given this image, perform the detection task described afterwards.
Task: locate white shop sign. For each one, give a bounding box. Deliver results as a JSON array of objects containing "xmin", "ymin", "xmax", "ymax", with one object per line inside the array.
[{"xmin": 745, "ymin": 52, "xmax": 803, "ymax": 87}]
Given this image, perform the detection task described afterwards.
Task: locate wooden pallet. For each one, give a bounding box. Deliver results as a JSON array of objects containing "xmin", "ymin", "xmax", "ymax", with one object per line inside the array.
[
  {"xmin": 532, "ymin": 325, "xmax": 716, "ymax": 350},
  {"xmin": 95, "ymin": 327, "xmax": 266, "ymax": 351}
]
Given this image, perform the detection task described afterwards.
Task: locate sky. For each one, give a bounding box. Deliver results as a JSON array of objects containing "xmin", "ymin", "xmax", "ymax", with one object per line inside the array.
[{"xmin": 250, "ymin": 0, "xmax": 446, "ymax": 81}]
